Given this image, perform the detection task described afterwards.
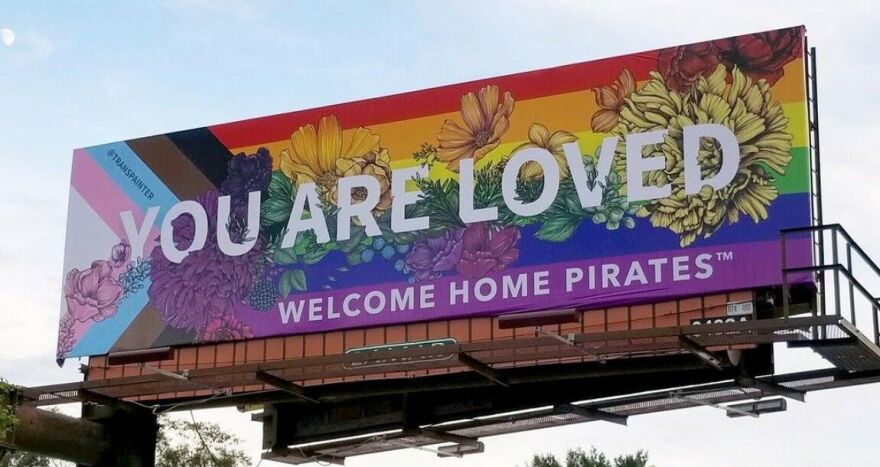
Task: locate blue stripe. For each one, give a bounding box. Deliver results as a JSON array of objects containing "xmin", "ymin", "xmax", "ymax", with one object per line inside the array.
[
  {"xmin": 70, "ymin": 285, "xmax": 150, "ymax": 357},
  {"xmin": 84, "ymin": 142, "xmax": 179, "ymax": 221},
  {"xmin": 514, "ymin": 192, "xmax": 811, "ymax": 267},
  {"xmin": 272, "ymin": 192, "xmax": 811, "ymax": 292}
]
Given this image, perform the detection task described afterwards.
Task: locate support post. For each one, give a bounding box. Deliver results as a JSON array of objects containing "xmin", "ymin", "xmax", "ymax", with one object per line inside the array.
[{"xmin": 82, "ymin": 404, "xmax": 158, "ymax": 467}]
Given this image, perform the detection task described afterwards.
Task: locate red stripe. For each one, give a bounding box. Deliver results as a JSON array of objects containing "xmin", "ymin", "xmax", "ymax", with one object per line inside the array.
[{"xmin": 208, "ymin": 51, "xmax": 660, "ymax": 148}]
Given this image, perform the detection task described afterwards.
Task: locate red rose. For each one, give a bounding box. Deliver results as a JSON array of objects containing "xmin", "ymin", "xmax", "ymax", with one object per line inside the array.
[
  {"xmin": 714, "ymin": 28, "xmax": 804, "ymax": 85},
  {"xmin": 657, "ymin": 27, "xmax": 804, "ymax": 92},
  {"xmin": 657, "ymin": 42, "xmax": 721, "ymax": 93}
]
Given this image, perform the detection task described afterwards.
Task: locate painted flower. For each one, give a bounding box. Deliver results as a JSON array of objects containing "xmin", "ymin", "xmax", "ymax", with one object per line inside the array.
[
  {"xmin": 590, "ymin": 69, "xmax": 636, "ymax": 132},
  {"xmin": 64, "ymin": 260, "xmax": 123, "ymax": 323},
  {"xmin": 221, "ymin": 147, "xmax": 273, "ymax": 205},
  {"xmin": 198, "ymin": 314, "xmax": 253, "ymax": 342},
  {"xmin": 437, "ymin": 85, "xmax": 515, "ymax": 171},
  {"xmin": 617, "ymin": 65, "xmax": 792, "ymax": 247},
  {"xmin": 56, "ymin": 312, "xmax": 76, "ymax": 363},
  {"xmin": 713, "ymin": 28, "xmax": 803, "ymax": 86},
  {"xmin": 457, "ymin": 223, "xmax": 520, "ymax": 279},
  {"xmin": 109, "ymin": 241, "xmax": 131, "ymax": 268},
  {"xmin": 406, "ymin": 229, "xmax": 464, "ymax": 281},
  {"xmin": 657, "ymin": 42, "xmax": 721, "ymax": 93},
  {"xmin": 327, "ymin": 148, "xmax": 394, "ymax": 218},
  {"xmin": 279, "ymin": 115, "xmax": 381, "ymax": 195},
  {"xmin": 149, "ymin": 191, "xmax": 263, "ymax": 331},
  {"xmin": 514, "ymin": 123, "xmax": 578, "ymax": 180},
  {"xmin": 658, "ymin": 29, "xmax": 803, "ymax": 92}
]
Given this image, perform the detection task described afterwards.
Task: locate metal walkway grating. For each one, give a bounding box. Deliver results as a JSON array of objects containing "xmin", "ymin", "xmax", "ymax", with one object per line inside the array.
[{"xmin": 265, "ymin": 367, "xmax": 880, "ymax": 463}]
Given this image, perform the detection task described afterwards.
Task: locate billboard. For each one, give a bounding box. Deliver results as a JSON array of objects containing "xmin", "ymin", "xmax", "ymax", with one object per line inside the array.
[{"xmin": 58, "ymin": 26, "xmax": 811, "ymax": 360}]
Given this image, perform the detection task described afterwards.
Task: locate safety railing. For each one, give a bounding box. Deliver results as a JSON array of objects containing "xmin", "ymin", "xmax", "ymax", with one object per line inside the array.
[{"xmin": 781, "ymin": 224, "xmax": 880, "ymax": 345}]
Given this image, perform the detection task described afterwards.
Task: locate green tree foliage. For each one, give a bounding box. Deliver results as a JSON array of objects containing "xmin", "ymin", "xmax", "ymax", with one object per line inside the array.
[
  {"xmin": 0, "ymin": 450, "xmax": 63, "ymax": 467},
  {"xmin": 156, "ymin": 417, "xmax": 250, "ymax": 467},
  {"xmin": 525, "ymin": 447, "xmax": 652, "ymax": 467},
  {"xmin": 0, "ymin": 380, "xmax": 19, "ymax": 441}
]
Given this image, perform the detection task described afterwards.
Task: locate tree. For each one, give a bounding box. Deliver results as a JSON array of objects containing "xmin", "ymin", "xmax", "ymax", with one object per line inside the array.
[
  {"xmin": 0, "ymin": 450, "xmax": 64, "ymax": 467},
  {"xmin": 156, "ymin": 416, "xmax": 250, "ymax": 467},
  {"xmin": 525, "ymin": 447, "xmax": 652, "ymax": 467}
]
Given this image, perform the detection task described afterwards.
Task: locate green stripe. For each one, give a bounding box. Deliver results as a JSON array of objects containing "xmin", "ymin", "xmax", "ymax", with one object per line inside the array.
[{"xmin": 774, "ymin": 147, "xmax": 810, "ymax": 194}]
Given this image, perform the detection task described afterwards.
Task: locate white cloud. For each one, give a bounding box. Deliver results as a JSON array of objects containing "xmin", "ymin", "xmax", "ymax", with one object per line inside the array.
[{"xmin": 5, "ymin": 29, "xmax": 55, "ymax": 65}]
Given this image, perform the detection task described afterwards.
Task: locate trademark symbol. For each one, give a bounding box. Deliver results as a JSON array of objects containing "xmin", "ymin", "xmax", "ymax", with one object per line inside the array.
[{"xmin": 715, "ymin": 251, "xmax": 734, "ymax": 261}]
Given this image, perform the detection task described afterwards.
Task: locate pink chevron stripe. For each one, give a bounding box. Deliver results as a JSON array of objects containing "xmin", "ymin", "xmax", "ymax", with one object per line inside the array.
[{"xmin": 71, "ymin": 149, "xmax": 159, "ymax": 255}]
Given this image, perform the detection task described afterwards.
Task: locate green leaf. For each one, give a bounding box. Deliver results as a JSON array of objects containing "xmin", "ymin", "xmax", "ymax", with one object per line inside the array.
[
  {"xmin": 267, "ymin": 170, "xmax": 293, "ymax": 200},
  {"xmin": 278, "ymin": 269, "xmax": 308, "ymax": 298},
  {"xmin": 563, "ymin": 191, "xmax": 584, "ymax": 214},
  {"xmin": 623, "ymin": 217, "xmax": 636, "ymax": 229},
  {"xmin": 290, "ymin": 269, "xmax": 307, "ymax": 291},
  {"xmin": 338, "ymin": 227, "xmax": 366, "ymax": 253},
  {"xmin": 261, "ymin": 196, "xmax": 292, "ymax": 226},
  {"xmin": 536, "ymin": 216, "xmax": 581, "ymax": 242},
  {"xmin": 302, "ymin": 248, "xmax": 330, "ymax": 265},
  {"xmin": 593, "ymin": 212, "xmax": 607, "ymax": 224},
  {"xmin": 279, "ymin": 270, "xmax": 294, "ymax": 298},
  {"xmin": 273, "ymin": 247, "xmax": 298, "ymax": 265}
]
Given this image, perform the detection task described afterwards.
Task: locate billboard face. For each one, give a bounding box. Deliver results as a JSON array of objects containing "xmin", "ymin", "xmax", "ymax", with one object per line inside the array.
[{"xmin": 58, "ymin": 26, "xmax": 811, "ymax": 359}]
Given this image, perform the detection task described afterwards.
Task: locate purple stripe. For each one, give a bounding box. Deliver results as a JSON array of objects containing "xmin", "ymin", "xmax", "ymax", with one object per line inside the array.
[{"xmin": 239, "ymin": 237, "xmax": 812, "ymax": 336}]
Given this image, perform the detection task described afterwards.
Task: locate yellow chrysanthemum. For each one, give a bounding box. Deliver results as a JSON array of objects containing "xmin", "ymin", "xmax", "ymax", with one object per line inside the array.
[
  {"xmin": 328, "ymin": 149, "xmax": 394, "ymax": 220},
  {"xmin": 615, "ymin": 65, "xmax": 792, "ymax": 247}
]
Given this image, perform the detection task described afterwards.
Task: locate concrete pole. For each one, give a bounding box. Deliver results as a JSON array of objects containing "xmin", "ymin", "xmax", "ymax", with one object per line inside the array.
[{"xmin": 1, "ymin": 405, "xmax": 109, "ymax": 465}]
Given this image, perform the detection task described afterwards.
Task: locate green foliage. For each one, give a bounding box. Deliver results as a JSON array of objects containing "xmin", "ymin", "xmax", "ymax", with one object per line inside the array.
[
  {"xmin": 413, "ymin": 176, "xmax": 464, "ymax": 230},
  {"xmin": 156, "ymin": 416, "xmax": 250, "ymax": 467},
  {"xmin": 412, "ymin": 143, "xmax": 438, "ymax": 168},
  {"xmin": 261, "ymin": 170, "xmax": 296, "ymax": 226},
  {"xmin": 0, "ymin": 450, "xmax": 61, "ymax": 467},
  {"xmin": 524, "ymin": 447, "xmax": 652, "ymax": 467},
  {"xmin": 534, "ymin": 162, "xmax": 639, "ymax": 242},
  {"xmin": 278, "ymin": 269, "xmax": 307, "ymax": 298},
  {"xmin": 0, "ymin": 380, "xmax": 19, "ymax": 441},
  {"xmin": 528, "ymin": 453, "xmax": 563, "ymax": 467}
]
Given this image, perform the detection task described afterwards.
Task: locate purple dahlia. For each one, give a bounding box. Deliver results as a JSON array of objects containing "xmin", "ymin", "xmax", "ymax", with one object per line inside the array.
[
  {"xmin": 148, "ymin": 191, "xmax": 263, "ymax": 331},
  {"xmin": 405, "ymin": 229, "xmax": 464, "ymax": 281}
]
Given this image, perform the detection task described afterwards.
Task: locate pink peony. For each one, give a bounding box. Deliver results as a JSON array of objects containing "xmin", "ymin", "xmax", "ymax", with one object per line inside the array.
[
  {"xmin": 198, "ymin": 314, "xmax": 253, "ymax": 342},
  {"xmin": 63, "ymin": 260, "xmax": 123, "ymax": 323},
  {"xmin": 457, "ymin": 223, "xmax": 520, "ymax": 279}
]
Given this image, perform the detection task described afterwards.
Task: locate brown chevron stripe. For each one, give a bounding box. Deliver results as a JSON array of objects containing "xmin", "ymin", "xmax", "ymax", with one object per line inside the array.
[
  {"xmin": 126, "ymin": 135, "xmax": 217, "ymax": 200},
  {"xmin": 109, "ymin": 304, "xmax": 169, "ymax": 354}
]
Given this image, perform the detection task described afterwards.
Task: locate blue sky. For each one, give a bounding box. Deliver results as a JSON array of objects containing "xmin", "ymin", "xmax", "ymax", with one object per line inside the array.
[{"xmin": 2, "ymin": 1, "xmax": 880, "ymax": 466}]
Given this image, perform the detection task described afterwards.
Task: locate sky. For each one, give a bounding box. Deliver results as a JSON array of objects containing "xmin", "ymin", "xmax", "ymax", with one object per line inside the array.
[{"xmin": 1, "ymin": 0, "xmax": 880, "ymax": 465}]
